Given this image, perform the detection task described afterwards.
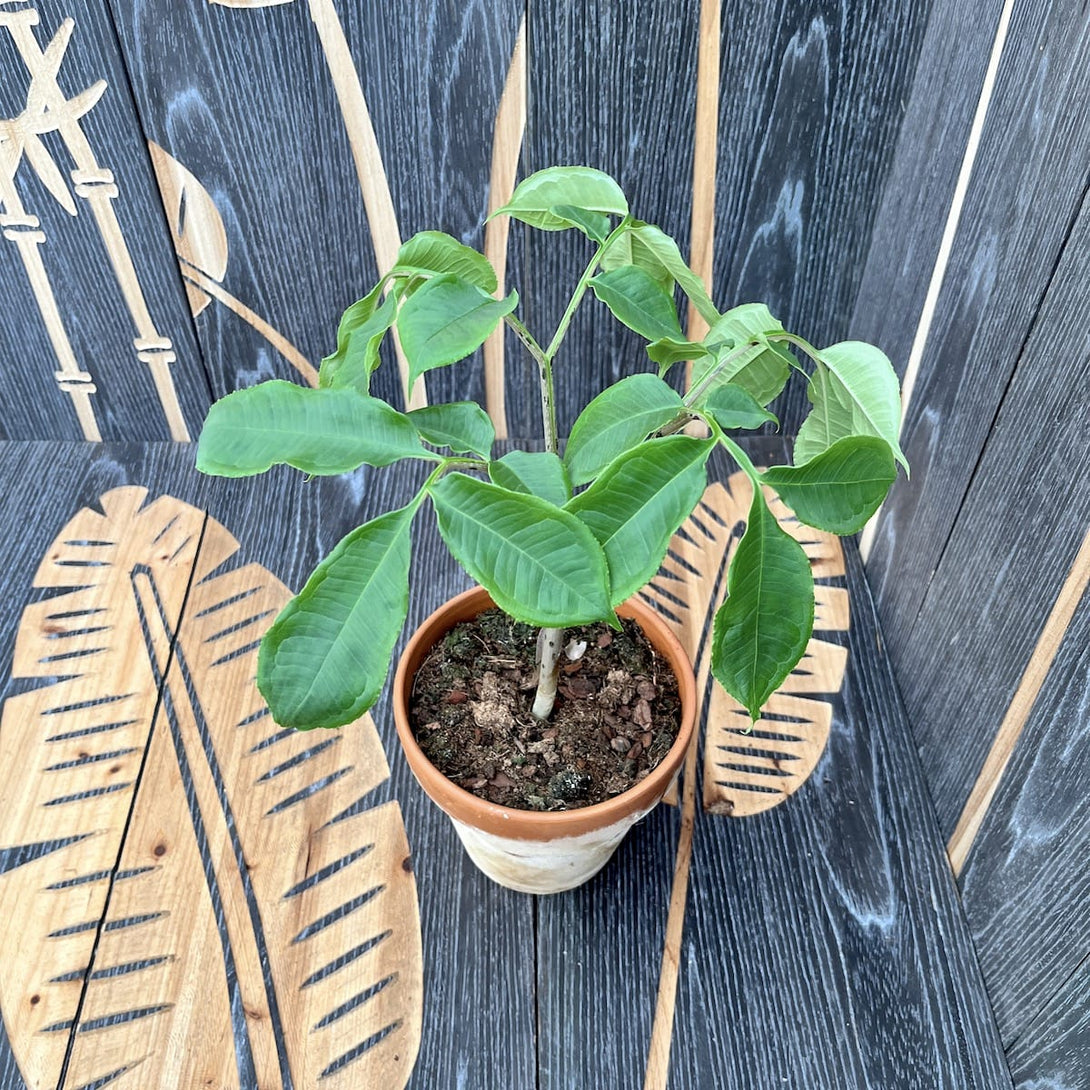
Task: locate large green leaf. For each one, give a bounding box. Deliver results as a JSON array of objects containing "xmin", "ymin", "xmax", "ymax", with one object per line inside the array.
[
  {"xmin": 691, "ymin": 303, "xmax": 792, "ymax": 405},
  {"xmin": 794, "ymin": 342, "xmax": 908, "ymax": 471},
  {"xmin": 318, "ymin": 290, "xmax": 398, "ymax": 393},
  {"xmin": 564, "ymin": 373, "xmax": 684, "ymax": 486},
  {"xmin": 397, "ymin": 274, "xmax": 518, "ymax": 389},
  {"xmin": 762, "ymin": 436, "xmax": 896, "ymax": 535},
  {"xmin": 395, "ymin": 231, "xmax": 497, "ymax": 292},
  {"xmin": 257, "ymin": 504, "xmax": 416, "ymax": 730},
  {"xmin": 196, "ymin": 381, "xmax": 430, "ymax": 477},
  {"xmin": 409, "ymin": 401, "xmax": 495, "ymax": 458},
  {"xmin": 705, "ymin": 383, "xmax": 779, "ymax": 431},
  {"xmin": 566, "ymin": 436, "xmax": 713, "ymax": 604},
  {"xmin": 589, "ymin": 266, "xmax": 684, "ymax": 342},
  {"xmin": 551, "ymin": 204, "xmax": 611, "ymax": 243},
  {"xmin": 430, "ymin": 473, "xmax": 613, "ymax": 626},
  {"xmin": 711, "ymin": 487, "xmax": 814, "ymax": 720},
  {"xmin": 601, "ymin": 222, "xmax": 719, "ymax": 325},
  {"xmin": 488, "ymin": 450, "xmax": 572, "ymax": 507},
  {"xmin": 490, "ymin": 166, "xmax": 629, "ymax": 230}
]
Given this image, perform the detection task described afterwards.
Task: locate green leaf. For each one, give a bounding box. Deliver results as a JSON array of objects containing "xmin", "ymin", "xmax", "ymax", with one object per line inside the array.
[
  {"xmin": 489, "ymin": 450, "xmax": 572, "ymax": 507},
  {"xmin": 196, "ymin": 381, "xmax": 430, "ymax": 477},
  {"xmin": 761, "ymin": 436, "xmax": 896, "ymax": 535},
  {"xmin": 564, "ymin": 373, "xmax": 684, "ymax": 486},
  {"xmin": 795, "ymin": 342, "xmax": 908, "ymax": 471},
  {"xmin": 589, "ymin": 266, "xmax": 684, "ymax": 342},
  {"xmin": 431, "ymin": 473, "xmax": 613, "ymax": 626},
  {"xmin": 257, "ymin": 504, "xmax": 415, "ymax": 730},
  {"xmin": 691, "ymin": 303, "xmax": 792, "ymax": 405},
  {"xmin": 394, "ymin": 231, "xmax": 497, "ymax": 292},
  {"xmin": 711, "ymin": 488, "xmax": 814, "ymax": 720},
  {"xmin": 408, "ymin": 402, "xmax": 495, "ymax": 458},
  {"xmin": 550, "ymin": 204, "xmax": 611, "ymax": 242},
  {"xmin": 318, "ymin": 289, "xmax": 398, "ymax": 393},
  {"xmin": 490, "ymin": 166, "xmax": 629, "ymax": 230},
  {"xmin": 601, "ymin": 222, "xmax": 719, "ymax": 325},
  {"xmin": 705, "ymin": 383, "xmax": 779, "ymax": 431},
  {"xmin": 396, "ymin": 274, "xmax": 518, "ymax": 390},
  {"xmin": 567, "ymin": 436, "xmax": 713, "ymax": 604},
  {"xmin": 646, "ymin": 337, "xmax": 713, "ymax": 375}
]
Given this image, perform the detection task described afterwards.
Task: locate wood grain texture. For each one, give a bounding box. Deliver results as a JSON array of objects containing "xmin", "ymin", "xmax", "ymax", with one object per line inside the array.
[
  {"xmin": 888, "ymin": 174, "xmax": 1090, "ymax": 842},
  {"xmin": 861, "ymin": 0, "xmax": 1090, "ymax": 673},
  {"xmin": 521, "ymin": 0, "xmax": 699, "ymax": 438},
  {"xmin": 1006, "ymin": 960, "xmax": 1090, "ymax": 1090},
  {"xmin": 107, "ymin": 0, "xmax": 520, "ymax": 413},
  {"xmin": 958, "ymin": 588, "xmax": 1090, "ymax": 1048},
  {"xmin": 710, "ymin": 0, "xmax": 930, "ymax": 434},
  {"xmin": 537, "ymin": 439, "xmax": 1011, "ymax": 1089},
  {"xmin": 0, "ymin": 1, "xmax": 210, "ymax": 440}
]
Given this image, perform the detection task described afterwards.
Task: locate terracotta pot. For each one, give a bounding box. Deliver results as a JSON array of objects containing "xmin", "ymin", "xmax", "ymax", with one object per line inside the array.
[{"xmin": 393, "ymin": 586, "xmax": 696, "ymax": 894}]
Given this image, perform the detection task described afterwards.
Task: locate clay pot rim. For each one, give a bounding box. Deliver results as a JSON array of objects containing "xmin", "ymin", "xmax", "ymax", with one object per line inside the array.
[{"xmin": 393, "ymin": 585, "xmax": 696, "ymax": 841}]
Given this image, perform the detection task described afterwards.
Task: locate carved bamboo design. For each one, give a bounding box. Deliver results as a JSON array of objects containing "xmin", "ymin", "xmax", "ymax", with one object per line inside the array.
[{"xmin": 0, "ymin": 8, "xmax": 191, "ymax": 440}]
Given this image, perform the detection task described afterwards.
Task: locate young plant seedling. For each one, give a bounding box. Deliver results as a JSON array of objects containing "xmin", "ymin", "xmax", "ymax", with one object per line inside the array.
[{"xmin": 197, "ymin": 166, "xmax": 906, "ymax": 733}]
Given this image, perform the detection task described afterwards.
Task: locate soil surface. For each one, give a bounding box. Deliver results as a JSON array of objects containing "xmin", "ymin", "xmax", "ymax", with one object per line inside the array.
[{"xmin": 407, "ymin": 608, "xmax": 682, "ymax": 811}]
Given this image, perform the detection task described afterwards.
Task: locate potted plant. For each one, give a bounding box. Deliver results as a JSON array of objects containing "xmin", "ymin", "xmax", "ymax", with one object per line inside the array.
[{"xmin": 197, "ymin": 166, "xmax": 906, "ymax": 893}]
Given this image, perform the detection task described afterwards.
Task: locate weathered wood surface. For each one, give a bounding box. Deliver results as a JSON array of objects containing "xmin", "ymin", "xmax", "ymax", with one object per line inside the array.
[
  {"xmin": 709, "ymin": 0, "xmax": 931, "ymax": 434},
  {"xmin": 1007, "ymin": 961, "xmax": 1090, "ymax": 1090},
  {"xmin": 959, "ymin": 588, "xmax": 1090, "ymax": 1049},
  {"xmin": 105, "ymin": 0, "xmax": 521, "ymax": 417},
  {"xmin": 0, "ymin": 1, "xmax": 210, "ymax": 441},
  {"xmin": 0, "ymin": 439, "xmax": 1011, "ymax": 1089},
  {"xmin": 861, "ymin": 0, "xmax": 1090, "ymax": 681}
]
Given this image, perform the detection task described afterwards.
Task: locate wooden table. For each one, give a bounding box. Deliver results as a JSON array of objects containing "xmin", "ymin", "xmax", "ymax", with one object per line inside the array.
[{"xmin": 0, "ymin": 439, "xmax": 1012, "ymax": 1089}]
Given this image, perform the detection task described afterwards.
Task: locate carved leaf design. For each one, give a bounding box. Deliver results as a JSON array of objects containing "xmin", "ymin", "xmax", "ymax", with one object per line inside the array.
[
  {"xmin": 639, "ymin": 472, "xmax": 851, "ymax": 816},
  {"xmin": 148, "ymin": 141, "xmax": 229, "ymax": 318},
  {"xmin": 0, "ymin": 487, "xmax": 421, "ymax": 1089}
]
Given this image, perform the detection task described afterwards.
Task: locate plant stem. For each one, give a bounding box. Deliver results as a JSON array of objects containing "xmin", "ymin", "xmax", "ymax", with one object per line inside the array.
[
  {"xmin": 542, "ymin": 217, "xmax": 631, "ymax": 365},
  {"xmin": 532, "ymin": 627, "xmax": 563, "ymax": 720},
  {"xmin": 682, "ymin": 340, "xmax": 761, "ymax": 409},
  {"xmin": 505, "ymin": 313, "xmax": 558, "ymax": 453}
]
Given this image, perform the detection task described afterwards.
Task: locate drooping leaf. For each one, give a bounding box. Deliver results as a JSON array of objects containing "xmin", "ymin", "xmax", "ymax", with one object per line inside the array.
[
  {"xmin": 564, "ymin": 373, "xmax": 684, "ymax": 486},
  {"xmin": 0, "ymin": 487, "xmax": 422, "ymax": 1089},
  {"xmin": 794, "ymin": 342, "xmax": 908, "ymax": 471},
  {"xmin": 762, "ymin": 435, "xmax": 896, "ymax": 534},
  {"xmin": 197, "ymin": 381, "xmax": 430, "ymax": 477},
  {"xmin": 396, "ymin": 274, "xmax": 518, "ymax": 390},
  {"xmin": 589, "ymin": 266, "xmax": 684, "ymax": 342},
  {"xmin": 394, "ymin": 231, "xmax": 498, "ymax": 292},
  {"xmin": 489, "ymin": 449, "xmax": 572, "ymax": 507},
  {"xmin": 490, "ymin": 166, "xmax": 628, "ymax": 230},
  {"xmin": 691, "ymin": 303, "xmax": 793, "ymax": 406},
  {"xmin": 430, "ymin": 473, "xmax": 613, "ymax": 626},
  {"xmin": 601, "ymin": 222, "xmax": 719, "ymax": 325},
  {"xmin": 711, "ymin": 487, "xmax": 814, "ymax": 720},
  {"xmin": 646, "ymin": 336, "xmax": 713, "ymax": 375},
  {"xmin": 260, "ymin": 504, "xmax": 416, "ymax": 729},
  {"xmin": 409, "ymin": 401, "xmax": 495, "ymax": 458},
  {"xmin": 550, "ymin": 204, "xmax": 611, "ymax": 242},
  {"xmin": 705, "ymin": 383, "xmax": 779, "ymax": 431},
  {"xmin": 567, "ymin": 436, "xmax": 713, "ymax": 604},
  {"xmin": 319, "ymin": 289, "xmax": 398, "ymax": 393}
]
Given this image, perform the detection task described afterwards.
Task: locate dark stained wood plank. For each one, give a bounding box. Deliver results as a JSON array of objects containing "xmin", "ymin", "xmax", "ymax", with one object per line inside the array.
[
  {"xmin": 848, "ymin": 0, "xmax": 1003, "ymax": 383},
  {"xmin": 710, "ymin": 0, "xmax": 931, "ymax": 434},
  {"xmin": 0, "ymin": 1, "xmax": 210, "ymax": 441},
  {"xmin": 536, "ymin": 440, "xmax": 1011, "ymax": 1088},
  {"xmin": 887, "ymin": 176, "xmax": 1090, "ymax": 840},
  {"xmin": 958, "ymin": 590, "xmax": 1090, "ymax": 1047},
  {"xmin": 521, "ymin": 0, "xmax": 700, "ymax": 439},
  {"xmin": 1007, "ymin": 962, "xmax": 1090, "ymax": 1090},
  {"xmin": 860, "ymin": 0, "xmax": 1090, "ymax": 671},
  {"xmin": 107, "ymin": 0, "xmax": 520, "ymax": 415}
]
